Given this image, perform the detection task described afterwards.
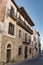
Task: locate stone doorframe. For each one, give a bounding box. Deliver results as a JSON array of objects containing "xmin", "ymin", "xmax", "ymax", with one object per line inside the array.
[{"xmin": 4, "ymin": 41, "xmax": 13, "ymax": 62}]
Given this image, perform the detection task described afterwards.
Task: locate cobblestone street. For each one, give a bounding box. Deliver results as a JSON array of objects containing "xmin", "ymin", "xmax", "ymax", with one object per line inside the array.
[{"xmin": 7, "ymin": 55, "xmax": 43, "ymax": 65}]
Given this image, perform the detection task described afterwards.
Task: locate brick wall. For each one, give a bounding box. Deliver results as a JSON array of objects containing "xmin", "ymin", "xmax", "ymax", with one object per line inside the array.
[{"xmin": 0, "ymin": 0, "xmax": 7, "ymax": 22}]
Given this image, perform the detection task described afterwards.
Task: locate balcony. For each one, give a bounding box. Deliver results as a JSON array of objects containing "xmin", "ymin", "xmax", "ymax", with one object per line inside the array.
[
  {"xmin": 17, "ymin": 18, "xmax": 33, "ymax": 34},
  {"xmin": 23, "ymin": 38, "xmax": 31, "ymax": 45},
  {"xmin": 9, "ymin": 10, "xmax": 17, "ymax": 20},
  {"xmin": 7, "ymin": 8, "xmax": 17, "ymax": 20}
]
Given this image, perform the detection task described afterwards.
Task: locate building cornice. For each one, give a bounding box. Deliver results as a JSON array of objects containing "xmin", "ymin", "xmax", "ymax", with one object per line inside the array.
[{"xmin": 11, "ymin": 0, "xmax": 35, "ymax": 26}]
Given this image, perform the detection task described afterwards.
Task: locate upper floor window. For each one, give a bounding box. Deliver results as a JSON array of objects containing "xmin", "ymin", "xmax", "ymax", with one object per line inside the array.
[
  {"xmin": 16, "ymin": 11, "xmax": 19, "ymax": 18},
  {"xmin": 10, "ymin": 6, "xmax": 14, "ymax": 15},
  {"xmin": 29, "ymin": 36, "xmax": 31, "ymax": 42},
  {"xmin": 25, "ymin": 33, "xmax": 27, "ymax": 41},
  {"xmin": 8, "ymin": 22, "xmax": 14, "ymax": 35},
  {"xmin": 34, "ymin": 36, "xmax": 36, "ymax": 41},
  {"xmin": 19, "ymin": 30, "xmax": 21, "ymax": 38}
]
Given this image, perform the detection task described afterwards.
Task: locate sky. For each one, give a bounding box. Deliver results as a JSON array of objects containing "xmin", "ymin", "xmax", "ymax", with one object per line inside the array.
[{"xmin": 15, "ymin": 0, "xmax": 43, "ymax": 49}]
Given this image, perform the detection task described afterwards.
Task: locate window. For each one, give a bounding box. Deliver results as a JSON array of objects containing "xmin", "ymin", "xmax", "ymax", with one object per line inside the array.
[
  {"xmin": 8, "ymin": 22, "xmax": 14, "ymax": 35},
  {"xmin": 25, "ymin": 33, "xmax": 27, "ymax": 41},
  {"xmin": 17, "ymin": 11, "xmax": 19, "ymax": 18},
  {"xmin": 19, "ymin": 30, "xmax": 21, "ymax": 37},
  {"xmin": 7, "ymin": 44, "xmax": 11, "ymax": 48},
  {"xmin": 29, "ymin": 48, "xmax": 31, "ymax": 54},
  {"xmin": 34, "ymin": 36, "xmax": 36, "ymax": 41},
  {"xmin": 29, "ymin": 36, "xmax": 31, "ymax": 43},
  {"xmin": 18, "ymin": 46, "xmax": 22, "ymax": 55},
  {"xmin": 10, "ymin": 6, "xmax": 14, "ymax": 15}
]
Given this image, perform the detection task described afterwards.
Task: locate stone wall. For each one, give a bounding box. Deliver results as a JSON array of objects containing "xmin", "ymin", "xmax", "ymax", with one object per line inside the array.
[{"xmin": 0, "ymin": 0, "xmax": 7, "ymax": 22}]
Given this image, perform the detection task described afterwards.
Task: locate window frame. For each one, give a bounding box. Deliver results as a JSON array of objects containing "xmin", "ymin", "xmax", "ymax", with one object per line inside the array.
[
  {"xmin": 8, "ymin": 22, "xmax": 14, "ymax": 35},
  {"xmin": 25, "ymin": 33, "xmax": 27, "ymax": 41},
  {"xmin": 19, "ymin": 30, "xmax": 21, "ymax": 38},
  {"xmin": 18, "ymin": 46, "xmax": 22, "ymax": 55},
  {"xmin": 10, "ymin": 6, "xmax": 14, "ymax": 16}
]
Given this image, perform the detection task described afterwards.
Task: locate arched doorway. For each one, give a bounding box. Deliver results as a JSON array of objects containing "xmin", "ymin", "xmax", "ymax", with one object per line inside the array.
[
  {"xmin": 6, "ymin": 44, "xmax": 11, "ymax": 63},
  {"xmin": 24, "ymin": 46, "xmax": 28, "ymax": 58}
]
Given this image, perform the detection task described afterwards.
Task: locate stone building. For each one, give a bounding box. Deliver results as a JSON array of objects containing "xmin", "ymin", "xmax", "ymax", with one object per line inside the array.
[
  {"xmin": 0, "ymin": 0, "xmax": 41, "ymax": 64},
  {"xmin": 31, "ymin": 29, "xmax": 41, "ymax": 57}
]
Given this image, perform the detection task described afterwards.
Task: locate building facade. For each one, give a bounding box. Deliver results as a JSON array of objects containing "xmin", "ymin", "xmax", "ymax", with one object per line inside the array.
[
  {"xmin": 31, "ymin": 29, "xmax": 41, "ymax": 57},
  {"xmin": 0, "ymin": 0, "xmax": 41, "ymax": 64}
]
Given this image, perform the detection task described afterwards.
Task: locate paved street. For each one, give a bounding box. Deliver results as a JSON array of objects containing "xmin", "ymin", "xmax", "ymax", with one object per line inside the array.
[{"xmin": 7, "ymin": 55, "xmax": 43, "ymax": 65}]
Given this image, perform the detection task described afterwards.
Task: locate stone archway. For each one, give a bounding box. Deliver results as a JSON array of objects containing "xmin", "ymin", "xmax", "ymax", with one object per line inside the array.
[
  {"xmin": 4, "ymin": 41, "xmax": 13, "ymax": 63},
  {"xmin": 6, "ymin": 44, "xmax": 11, "ymax": 63}
]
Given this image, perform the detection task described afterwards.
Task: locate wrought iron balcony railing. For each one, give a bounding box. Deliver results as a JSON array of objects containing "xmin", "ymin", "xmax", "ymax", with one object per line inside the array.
[
  {"xmin": 23, "ymin": 38, "xmax": 31, "ymax": 45},
  {"xmin": 17, "ymin": 18, "xmax": 33, "ymax": 34},
  {"xmin": 9, "ymin": 10, "xmax": 17, "ymax": 20},
  {"xmin": 7, "ymin": 8, "xmax": 17, "ymax": 20},
  {"xmin": 7, "ymin": 9, "xmax": 33, "ymax": 34}
]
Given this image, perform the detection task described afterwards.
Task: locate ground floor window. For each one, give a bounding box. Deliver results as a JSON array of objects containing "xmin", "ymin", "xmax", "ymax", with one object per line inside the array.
[{"xmin": 18, "ymin": 46, "xmax": 22, "ymax": 55}]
